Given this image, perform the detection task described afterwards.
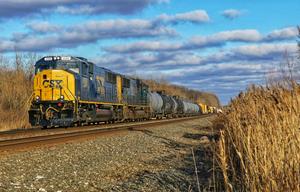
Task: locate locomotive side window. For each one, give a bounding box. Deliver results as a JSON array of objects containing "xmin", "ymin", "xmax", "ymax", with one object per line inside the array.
[
  {"xmin": 56, "ymin": 61, "xmax": 80, "ymax": 73},
  {"xmin": 105, "ymin": 72, "xmax": 116, "ymax": 84},
  {"xmin": 88, "ymin": 63, "xmax": 94, "ymax": 74},
  {"xmin": 122, "ymin": 78, "xmax": 130, "ymax": 88},
  {"xmin": 35, "ymin": 59, "xmax": 81, "ymax": 74},
  {"xmin": 35, "ymin": 61, "xmax": 56, "ymax": 74},
  {"xmin": 35, "ymin": 64, "xmax": 50, "ymax": 74},
  {"xmin": 88, "ymin": 62, "xmax": 94, "ymax": 79},
  {"xmin": 67, "ymin": 62, "xmax": 79, "ymax": 73},
  {"xmin": 81, "ymin": 62, "xmax": 88, "ymax": 76}
]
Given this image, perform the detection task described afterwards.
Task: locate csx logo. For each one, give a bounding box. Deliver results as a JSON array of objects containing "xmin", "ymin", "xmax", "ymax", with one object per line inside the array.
[{"xmin": 43, "ymin": 80, "xmax": 63, "ymax": 88}]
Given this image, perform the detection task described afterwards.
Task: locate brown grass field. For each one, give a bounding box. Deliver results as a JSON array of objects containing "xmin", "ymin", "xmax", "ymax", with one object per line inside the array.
[
  {"xmin": 0, "ymin": 54, "xmax": 35, "ymax": 131},
  {"xmin": 216, "ymin": 83, "xmax": 300, "ymax": 191}
]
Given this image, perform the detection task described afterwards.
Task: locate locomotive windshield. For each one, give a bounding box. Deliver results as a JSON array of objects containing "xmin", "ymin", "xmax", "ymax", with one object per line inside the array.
[{"xmin": 35, "ymin": 56, "xmax": 80, "ymax": 74}]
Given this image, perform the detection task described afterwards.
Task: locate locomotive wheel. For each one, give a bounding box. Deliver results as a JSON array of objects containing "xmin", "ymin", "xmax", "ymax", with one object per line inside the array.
[{"xmin": 42, "ymin": 126, "xmax": 47, "ymax": 129}]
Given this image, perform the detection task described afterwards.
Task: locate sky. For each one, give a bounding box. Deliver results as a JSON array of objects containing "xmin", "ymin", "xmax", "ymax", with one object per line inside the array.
[{"xmin": 0, "ymin": 0, "xmax": 299, "ymax": 104}]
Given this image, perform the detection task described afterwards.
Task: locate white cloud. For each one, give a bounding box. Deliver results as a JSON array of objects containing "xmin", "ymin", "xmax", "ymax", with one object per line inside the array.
[
  {"xmin": 0, "ymin": 40, "xmax": 15, "ymax": 52},
  {"xmin": 222, "ymin": 9, "xmax": 243, "ymax": 20},
  {"xmin": 26, "ymin": 21, "xmax": 62, "ymax": 33},
  {"xmin": 0, "ymin": 18, "xmax": 178, "ymax": 52},
  {"xmin": 158, "ymin": 10, "xmax": 210, "ymax": 24},
  {"xmin": 55, "ymin": 5, "xmax": 95, "ymax": 15},
  {"xmin": 264, "ymin": 27, "xmax": 298, "ymax": 41},
  {"xmin": 104, "ymin": 26, "xmax": 299, "ymax": 54},
  {"xmin": 233, "ymin": 43, "xmax": 297, "ymax": 57},
  {"xmin": 190, "ymin": 29, "xmax": 262, "ymax": 45},
  {"xmin": 105, "ymin": 29, "xmax": 262, "ymax": 53},
  {"xmin": 0, "ymin": 0, "xmax": 166, "ymax": 18}
]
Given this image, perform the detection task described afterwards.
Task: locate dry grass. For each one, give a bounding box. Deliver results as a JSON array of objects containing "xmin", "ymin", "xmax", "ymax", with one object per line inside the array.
[
  {"xmin": 217, "ymin": 84, "xmax": 300, "ymax": 191},
  {"xmin": 0, "ymin": 54, "xmax": 35, "ymax": 131}
]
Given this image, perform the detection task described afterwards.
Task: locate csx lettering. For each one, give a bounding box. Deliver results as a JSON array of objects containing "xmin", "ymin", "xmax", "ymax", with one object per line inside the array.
[{"xmin": 43, "ymin": 80, "xmax": 62, "ymax": 88}]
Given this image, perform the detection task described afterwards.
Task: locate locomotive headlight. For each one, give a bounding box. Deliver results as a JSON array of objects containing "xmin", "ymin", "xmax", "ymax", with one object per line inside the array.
[
  {"xmin": 60, "ymin": 95, "xmax": 64, "ymax": 100},
  {"xmin": 35, "ymin": 96, "xmax": 40, "ymax": 103}
]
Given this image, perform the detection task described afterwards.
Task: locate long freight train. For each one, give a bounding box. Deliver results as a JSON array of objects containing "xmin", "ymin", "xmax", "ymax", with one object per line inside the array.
[{"xmin": 28, "ymin": 56, "xmax": 212, "ymax": 128}]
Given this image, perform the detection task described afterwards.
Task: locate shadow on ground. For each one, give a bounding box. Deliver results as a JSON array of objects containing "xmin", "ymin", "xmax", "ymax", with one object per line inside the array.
[{"xmin": 104, "ymin": 128, "xmax": 224, "ymax": 192}]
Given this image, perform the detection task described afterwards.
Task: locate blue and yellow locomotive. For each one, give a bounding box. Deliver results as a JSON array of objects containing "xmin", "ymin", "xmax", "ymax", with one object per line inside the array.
[{"xmin": 29, "ymin": 56, "xmax": 149, "ymax": 128}]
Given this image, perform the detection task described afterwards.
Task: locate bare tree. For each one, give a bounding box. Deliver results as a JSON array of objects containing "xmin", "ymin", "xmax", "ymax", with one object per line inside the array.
[
  {"xmin": 280, "ymin": 51, "xmax": 296, "ymax": 84},
  {"xmin": 24, "ymin": 53, "xmax": 38, "ymax": 80},
  {"xmin": 267, "ymin": 26, "xmax": 300, "ymax": 87},
  {"xmin": 0, "ymin": 54, "xmax": 9, "ymax": 69},
  {"xmin": 298, "ymin": 26, "xmax": 300, "ymax": 63},
  {"xmin": 14, "ymin": 51, "xmax": 23, "ymax": 72}
]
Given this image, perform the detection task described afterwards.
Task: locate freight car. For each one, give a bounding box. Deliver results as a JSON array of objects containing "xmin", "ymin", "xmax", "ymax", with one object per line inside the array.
[{"xmin": 29, "ymin": 56, "xmax": 201, "ymax": 128}]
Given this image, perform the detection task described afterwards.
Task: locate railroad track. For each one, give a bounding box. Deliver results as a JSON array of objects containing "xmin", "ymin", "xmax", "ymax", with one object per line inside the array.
[{"xmin": 0, "ymin": 114, "xmax": 212, "ymax": 152}]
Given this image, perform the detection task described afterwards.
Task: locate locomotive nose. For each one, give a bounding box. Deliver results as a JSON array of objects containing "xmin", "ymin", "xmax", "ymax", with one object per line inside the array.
[{"xmin": 33, "ymin": 69, "xmax": 75, "ymax": 101}]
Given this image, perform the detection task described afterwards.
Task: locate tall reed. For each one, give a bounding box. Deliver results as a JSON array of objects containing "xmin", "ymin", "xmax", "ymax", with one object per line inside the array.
[
  {"xmin": 0, "ymin": 53, "xmax": 35, "ymax": 131},
  {"xmin": 218, "ymin": 84, "xmax": 300, "ymax": 191}
]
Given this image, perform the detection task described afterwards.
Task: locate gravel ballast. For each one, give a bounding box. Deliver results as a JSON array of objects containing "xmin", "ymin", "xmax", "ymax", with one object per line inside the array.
[{"xmin": 0, "ymin": 116, "xmax": 218, "ymax": 192}]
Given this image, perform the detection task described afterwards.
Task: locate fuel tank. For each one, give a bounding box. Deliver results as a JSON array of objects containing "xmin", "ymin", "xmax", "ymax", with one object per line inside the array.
[
  {"xmin": 134, "ymin": 110, "xmax": 146, "ymax": 119},
  {"xmin": 95, "ymin": 109, "xmax": 113, "ymax": 121}
]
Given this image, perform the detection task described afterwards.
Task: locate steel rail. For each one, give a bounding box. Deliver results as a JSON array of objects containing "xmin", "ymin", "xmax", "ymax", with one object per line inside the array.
[{"xmin": 0, "ymin": 114, "xmax": 212, "ymax": 152}]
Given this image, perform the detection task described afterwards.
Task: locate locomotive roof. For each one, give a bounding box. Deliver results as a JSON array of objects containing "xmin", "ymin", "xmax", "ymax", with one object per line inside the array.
[
  {"xmin": 35, "ymin": 56, "xmax": 140, "ymax": 81},
  {"xmin": 36, "ymin": 55, "xmax": 113, "ymax": 71},
  {"xmin": 36, "ymin": 56, "xmax": 90, "ymax": 65}
]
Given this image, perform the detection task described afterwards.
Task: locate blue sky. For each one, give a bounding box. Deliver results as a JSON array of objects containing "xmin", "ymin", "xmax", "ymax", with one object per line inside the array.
[{"xmin": 0, "ymin": 0, "xmax": 299, "ymax": 104}]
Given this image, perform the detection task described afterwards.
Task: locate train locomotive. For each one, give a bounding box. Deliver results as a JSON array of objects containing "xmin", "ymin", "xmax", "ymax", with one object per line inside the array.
[{"xmin": 28, "ymin": 56, "xmax": 201, "ymax": 128}]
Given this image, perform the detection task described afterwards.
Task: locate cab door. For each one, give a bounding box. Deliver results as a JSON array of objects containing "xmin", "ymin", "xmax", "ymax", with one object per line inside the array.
[{"xmin": 80, "ymin": 62, "xmax": 89, "ymax": 100}]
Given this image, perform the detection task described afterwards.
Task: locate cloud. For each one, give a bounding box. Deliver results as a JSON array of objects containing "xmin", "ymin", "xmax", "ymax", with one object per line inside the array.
[
  {"xmin": 0, "ymin": 9, "xmax": 213, "ymax": 53},
  {"xmin": 0, "ymin": 39, "xmax": 15, "ymax": 52},
  {"xmin": 104, "ymin": 29, "xmax": 262, "ymax": 53},
  {"xmin": 26, "ymin": 21, "xmax": 62, "ymax": 34},
  {"xmin": 67, "ymin": 19, "xmax": 177, "ymax": 39},
  {"xmin": 94, "ymin": 50, "xmax": 279, "ymax": 104},
  {"xmin": 0, "ymin": 0, "xmax": 166, "ymax": 18},
  {"xmin": 222, "ymin": 9, "xmax": 243, "ymax": 20},
  {"xmin": 232, "ymin": 43, "xmax": 297, "ymax": 58},
  {"xmin": 104, "ymin": 26, "xmax": 299, "ymax": 54},
  {"xmin": 97, "ymin": 42, "xmax": 297, "ymax": 73},
  {"xmin": 55, "ymin": 5, "xmax": 97, "ymax": 15},
  {"xmin": 91, "ymin": 41, "xmax": 298, "ymax": 105},
  {"xmin": 0, "ymin": 18, "xmax": 177, "ymax": 52},
  {"xmin": 264, "ymin": 27, "xmax": 298, "ymax": 41},
  {"xmin": 157, "ymin": 10, "xmax": 210, "ymax": 24},
  {"xmin": 190, "ymin": 29, "xmax": 261, "ymax": 44}
]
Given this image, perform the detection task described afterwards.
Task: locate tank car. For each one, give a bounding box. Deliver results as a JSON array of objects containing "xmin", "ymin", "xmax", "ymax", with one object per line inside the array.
[
  {"xmin": 148, "ymin": 92, "xmax": 164, "ymax": 118},
  {"xmin": 158, "ymin": 92, "xmax": 178, "ymax": 118}
]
